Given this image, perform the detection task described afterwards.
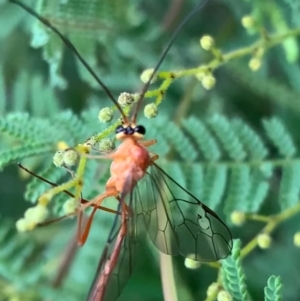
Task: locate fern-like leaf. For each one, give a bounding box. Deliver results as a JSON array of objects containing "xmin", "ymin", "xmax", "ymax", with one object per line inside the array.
[
  {"xmin": 208, "ymin": 114, "xmax": 247, "ymax": 161},
  {"xmin": 263, "ymin": 117, "xmax": 297, "ymax": 158},
  {"xmin": 201, "ymin": 164, "xmax": 227, "ymax": 210},
  {"xmin": 182, "ymin": 116, "xmax": 221, "ymax": 161},
  {"xmin": 222, "ymin": 239, "xmax": 251, "ymax": 301},
  {"xmin": 278, "ymin": 162, "xmax": 300, "ymax": 210},
  {"xmin": 224, "ymin": 165, "xmax": 251, "ymax": 216},
  {"xmin": 232, "ymin": 118, "xmax": 268, "ymax": 160},
  {"xmin": 264, "ymin": 275, "xmax": 283, "ymax": 301}
]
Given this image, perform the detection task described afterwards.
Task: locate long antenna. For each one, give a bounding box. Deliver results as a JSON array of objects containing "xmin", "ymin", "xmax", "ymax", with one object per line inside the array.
[
  {"xmin": 132, "ymin": 0, "xmax": 209, "ymax": 123},
  {"xmin": 9, "ymin": 0, "xmax": 127, "ymax": 120}
]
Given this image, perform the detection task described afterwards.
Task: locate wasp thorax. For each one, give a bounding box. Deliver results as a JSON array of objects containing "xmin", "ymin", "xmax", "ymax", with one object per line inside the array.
[{"xmin": 115, "ymin": 123, "xmax": 146, "ymax": 140}]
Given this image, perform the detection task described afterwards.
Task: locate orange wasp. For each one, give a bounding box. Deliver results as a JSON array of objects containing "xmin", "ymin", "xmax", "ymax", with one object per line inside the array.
[{"xmin": 10, "ymin": 1, "xmax": 233, "ymax": 300}]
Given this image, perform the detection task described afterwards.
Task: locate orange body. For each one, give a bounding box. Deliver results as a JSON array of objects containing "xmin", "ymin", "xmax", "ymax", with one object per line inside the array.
[
  {"xmin": 86, "ymin": 136, "xmax": 155, "ymax": 301},
  {"xmin": 106, "ymin": 137, "xmax": 151, "ymax": 195}
]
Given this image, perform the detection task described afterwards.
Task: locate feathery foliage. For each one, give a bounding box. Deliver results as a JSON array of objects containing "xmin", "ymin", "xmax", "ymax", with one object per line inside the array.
[
  {"xmin": 222, "ymin": 240, "xmax": 250, "ymax": 301},
  {"xmin": 1, "ymin": 0, "xmax": 300, "ymax": 300},
  {"xmin": 264, "ymin": 276, "xmax": 283, "ymax": 301}
]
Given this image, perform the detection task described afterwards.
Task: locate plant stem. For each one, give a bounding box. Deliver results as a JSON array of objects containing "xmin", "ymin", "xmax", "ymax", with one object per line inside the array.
[
  {"xmin": 159, "ymin": 252, "xmax": 178, "ymax": 301},
  {"xmin": 241, "ymin": 201, "xmax": 300, "ymax": 258}
]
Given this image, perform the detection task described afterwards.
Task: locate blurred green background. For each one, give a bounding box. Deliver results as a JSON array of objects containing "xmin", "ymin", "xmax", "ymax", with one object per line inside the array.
[{"xmin": 1, "ymin": 0, "xmax": 300, "ymax": 300}]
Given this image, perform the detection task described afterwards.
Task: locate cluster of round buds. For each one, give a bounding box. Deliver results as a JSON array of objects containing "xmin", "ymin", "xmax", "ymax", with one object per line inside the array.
[
  {"xmin": 257, "ymin": 233, "xmax": 272, "ymax": 249},
  {"xmin": 53, "ymin": 149, "xmax": 79, "ymax": 168},
  {"xmin": 195, "ymin": 70, "xmax": 216, "ymax": 90},
  {"xmin": 144, "ymin": 103, "xmax": 158, "ymax": 119},
  {"xmin": 118, "ymin": 92, "xmax": 135, "ymax": 107},
  {"xmin": 98, "ymin": 107, "xmax": 114, "ymax": 123},
  {"xmin": 140, "ymin": 68, "xmax": 158, "ymax": 84},
  {"xmin": 230, "ymin": 211, "xmax": 246, "ymax": 226},
  {"xmin": 16, "ymin": 204, "xmax": 49, "ymax": 232}
]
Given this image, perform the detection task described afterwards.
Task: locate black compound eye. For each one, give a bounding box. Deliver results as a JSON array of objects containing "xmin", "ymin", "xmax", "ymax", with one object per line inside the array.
[
  {"xmin": 134, "ymin": 125, "xmax": 146, "ymax": 135},
  {"xmin": 115, "ymin": 125, "xmax": 124, "ymax": 134},
  {"xmin": 125, "ymin": 126, "xmax": 134, "ymax": 135}
]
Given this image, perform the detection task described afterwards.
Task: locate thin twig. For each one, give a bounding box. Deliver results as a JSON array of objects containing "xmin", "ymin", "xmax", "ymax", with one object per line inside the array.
[{"xmin": 159, "ymin": 252, "xmax": 178, "ymax": 301}]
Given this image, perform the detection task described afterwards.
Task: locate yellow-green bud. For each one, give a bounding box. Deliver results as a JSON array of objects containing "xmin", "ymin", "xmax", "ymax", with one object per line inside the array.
[
  {"xmin": 62, "ymin": 149, "xmax": 78, "ymax": 167},
  {"xmin": 53, "ymin": 150, "xmax": 64, "ymax": 167},
  {"xmin": 195, "ymin": 71, "xmax": 205, "ymax": 81},
  {"xmin": 140, "ymin": 68, "xmax": 157, "ymax": 84},
  {"xmin": 63, "ymin": 198, "xmax": 78, "ymax": 215},
  {"xmin": 33, "ymin": 204, "xmax": 49, "ymax": 223},
  {"xmin": 217, "ymin": 290, "xmax": 232, "ymax": 301},
  {"xmin": 241, "ymin": 15, "xmax": 255, "ymax": 29},
  {"xmin": 200, "ymin": 35, "xmax": 215, "ymax": 51},
  {"xmin": 144, "ymin": 103, "xmax": 158, "ymax": 119},
  {"xmin": 98, "ymin": 138, "xmax": 115, "ymax": 152},
  {"xmin": 201, "ymin": 74, "xmax": 216, "ymax": 90},
  {"xmin": 184, "ymin": 256, "xmax": 201, "ymax": 269},
  {"xmin": 56, "ymin": 141, "xmax": 69, "ymax": 151},
  {"xmin": 230, "ymin": 211, "xmax": 246, "ymax": 226},
  {"xmin": 207, "ymin": 282, "xmax": 219, "ymax": 297},
  {"xmin": 16, "ymin": 218, "xmax": 36, "ymax": 232},
  {"xmin": 118, "ymin": 92, "xmax": 135, "ymax": 107},
  {"xmin": 98, "ymin": 107, "xmax": 114, "ymax": 123},
  {"xmin": 249, "ymin": 57, "xmax": 261, "ymax": 71},
  {"xmin": 293, "ymin": 232, "xmax": 300, "ymax": 247},
  {"xmin": 24, "ymin": 204, "xmax": 49, "ymax": 224},
  {"xmin": 257, "ymin": 233, "xmax": 272, "ymax": 249},
  {"xmin": 24, "ymin": 204, "xmax": 49, "ymax": 225}
]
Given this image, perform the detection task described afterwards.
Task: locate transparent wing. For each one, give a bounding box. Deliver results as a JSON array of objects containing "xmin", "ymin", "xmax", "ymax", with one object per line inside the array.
[
  {"xmin": 87, "ymin": 186, "xmax": 142, "ymax": 301},
  {"xmin": 135, "ymin": 162, "xmax": 233, "ymax": 262}
]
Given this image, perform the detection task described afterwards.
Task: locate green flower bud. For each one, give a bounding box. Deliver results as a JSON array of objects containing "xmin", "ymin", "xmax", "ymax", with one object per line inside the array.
[
  {"xmin": 241, "ymin": 15, "xmax": 255, "ymax": 29},
  {"xmin": 62, "ymin": 149, "xmax": 78, "ymax": 167},
  {"xmin": 98, "ymin": 138, "xmax": 116, "ymax": 152},
  {"xmin": 16, "ymin": 218, "xmax": 35, "ymax": 232},
  {"xmin": 144, "ymin": 103, "xmax": 158, "ymax": 119},
  {"xmin": 53, "ymin": 150, "xmax": 64, "ymax": 167},
  {"xmin": 63, "ymin": 198, "xmax": 78, "ymax": 215},
  {"xmin": 206, "ymin": 282, "xmax": 219, "ymax": 297},
  {"xmin": 249, "ymin": 57, "xmax": 261, "ymax": 71},
  {"xmin": 24, "ymin": 204, "xmax": 49, "ymax": 224},
  {"xmin": 98, "ymin": 107, "xmax": 114, "ymax": 123},
  {"xmin": 293, "ymin": 232, "xmax": 300, "ymax": 247},
  {"xmin": 118, "ymin": 92, "xmax": 135, "ymax": 107},
  {"xmin": 200, "ymin": 35, "xmax": 215, "ymax": 51},
  {"xmin": 184, "ymin": 256, "xmax": 201, "ymax": 270},
  {"xmin": 230, "ymin": 211, "xmax": 246, "ymax": 226},
  {"xmin": 257, "ymin": 233, "xmax": 272, "ymax": 249},
  {"xmin": 201, "ymin": 74, "xmax": 216, "ymax": 90},
  {"xmin": 140, "ymin": 68, "xmax": 157, "ymax": 84},
  {"xmin": 217, "ymin": 290, "xmax": 232, "ymax": 301}
]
